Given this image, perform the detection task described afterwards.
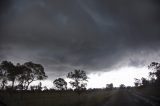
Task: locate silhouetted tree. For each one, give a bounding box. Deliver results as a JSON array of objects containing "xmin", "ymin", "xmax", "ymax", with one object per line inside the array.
[
  {"xmin": 119, "ymin": 84, "xmax": 125, "ymax": 89},
  {"xmin": 22, "ymin": 62, "xmax": 47, "ymax": 90},
  {"xmin": 149, "ymin": 77, "xmax": 156, "ymax": 85},
  {"xmin": 53, "ymin": 78, "xmax": 67, "ymax": 90},
  {"xmin": 15, "ymin": 63, "xmax": 30, "ymax": 90},
  {"xmin": 0, "ymin": 60, "xmax": 48, "ymax": 90},
  {"xmin": 141, "ymin": 77, "xmax": 149, "ymax": 87},
  {"xmin": 0, "ymin": 61, "xmax": 18, "ymax": 89},
  {"xmin": 0, "ymin": 63, "xmax": 8, "ymax": 90},
  {"xmin": 106, "ymin": 83, "xmax": 113, "ymax": 90},
  {"xmin": 30, "ymin": 82, "xmax": 43, "ymax": 91},
  {"xmin": 134, "ymin": 78, "xmax": 141, "ymax": 87},
  {"xmin": 67, "ymin": 69, "xmax": 88, "ymax": 90},
  {"xmin": 148, "ymin": 62, "xmax": 160, "ymax": 86}
]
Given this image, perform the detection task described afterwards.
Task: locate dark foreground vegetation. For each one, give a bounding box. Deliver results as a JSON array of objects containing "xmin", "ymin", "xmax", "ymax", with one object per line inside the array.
[
  {"xmin": 0, "ymin": 89, "xmax": 114, "ymax": 106},
  {"xmin": 0, "ymin": 87, "xmax": 160, "ymax": 106},
  {"xmin": 0, "ymin": 61, "xmax": 160, "ymax": 106}
]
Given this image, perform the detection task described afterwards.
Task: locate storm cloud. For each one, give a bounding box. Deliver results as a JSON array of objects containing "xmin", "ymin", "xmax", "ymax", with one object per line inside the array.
[{"xmin": 0, "ymin": 0, "xmax": 160, "ymax": 76}]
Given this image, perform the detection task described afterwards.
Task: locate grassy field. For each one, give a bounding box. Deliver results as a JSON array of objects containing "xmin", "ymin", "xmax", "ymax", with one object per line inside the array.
[
  {"xmin": 134, "ymin": 86, "xmax": 160, "ymax": 97},
  {"xmin": 0, "ymin": 88, "xmax": 160, "ymax": 106},
  {"xmin": 0, "ymin": 90, "xmax": 114, "ymax": 106}
]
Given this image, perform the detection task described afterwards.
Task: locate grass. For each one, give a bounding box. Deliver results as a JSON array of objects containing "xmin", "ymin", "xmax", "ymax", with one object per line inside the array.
[
  {"xmin": 134, "ymin": 86, "xmax": 160, "ymax": 97},
  {"xmin": 0, "ymin": 90, "xmax": 114, "ymax": 106}
]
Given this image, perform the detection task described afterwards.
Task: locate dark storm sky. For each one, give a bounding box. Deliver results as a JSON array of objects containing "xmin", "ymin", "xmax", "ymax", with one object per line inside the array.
[{"xmin": 0, "ymin": 0, "xmax": 160, "ymax": 76}]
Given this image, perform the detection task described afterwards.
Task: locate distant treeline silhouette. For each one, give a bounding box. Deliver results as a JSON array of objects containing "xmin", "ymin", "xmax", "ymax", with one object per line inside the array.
[
  {"xmin": 134, "ymin": 62, "xmax": 160, "ymax": 88},
  {"xmin": 0, "ymin": 60, "xmax": 160, "ymax": 91},
  {"xmin": 0, "ymin": 60, "xmax": 88, "ymax": 91}
]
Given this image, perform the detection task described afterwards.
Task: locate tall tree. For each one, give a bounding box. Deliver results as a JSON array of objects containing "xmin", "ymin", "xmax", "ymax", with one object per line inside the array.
[
  {"xmin": 53, "ymin": 78, "xmax": 67, "ymax": 90},
  {"xmin": 0, "ymin": 61, "xmax": 48, "ymax": 90},
  {"xmin": 16, "ymin": 64, "xmax": 32, "ymax": 90},
  {"xmin": 148, "ymin": 62, "xmax": 160, "ymax": 85},
  {"xmin": 22, "ymin": 62, "xmax": 48, "ymax": 90},
  {"xmin": 0, "ymin": 61, "xmax": 18, "ymax": 89},
  {"xmin": 67, "ymin": 69, "xmax": 88, "ymax": 90},
  {"xmin": 0, "ymin": 63, "xmax": 8, "ymax": 90}
]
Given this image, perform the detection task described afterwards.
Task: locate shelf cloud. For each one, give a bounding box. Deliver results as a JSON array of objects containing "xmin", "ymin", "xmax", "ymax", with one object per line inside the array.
[{"xmin": 0, "ymin": 0, "xmax": 160, "ymax": 76}]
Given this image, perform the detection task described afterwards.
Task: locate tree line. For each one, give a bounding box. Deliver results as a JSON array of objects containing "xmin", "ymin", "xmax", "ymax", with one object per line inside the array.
[
  {"xmin": 53, "ymin": 69, "xmax": 88, "ymax": 91},
  {"xmin": 134, "ymin": 62, "xmax": 160, "ymax": 88},
  {"xmin": 0, "ymin": 61, "xmax": 47, "ymax": 90},
  {"xmin": 0, "ymin": 60, "xmax": 88, "ymax": 91},
  {"xmin": 1, "ymin": 60, "xmax": 160, "ymax": 91}
]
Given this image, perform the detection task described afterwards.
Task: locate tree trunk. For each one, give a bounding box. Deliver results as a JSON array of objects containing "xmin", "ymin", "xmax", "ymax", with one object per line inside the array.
[
  {"xmin": 1, "ymin": 81, "xmax": 5, "ymax": 90},
  {"xmin": 25, "ymin": 81, "xmax": 32, "ymax": 90},
  {"xmin": 11, "ymin": 79, "xmax": 15, "ymax": 89},
  {"xmin": 25, "ymin": 83, "xmax": 29, "ymax": 90}
]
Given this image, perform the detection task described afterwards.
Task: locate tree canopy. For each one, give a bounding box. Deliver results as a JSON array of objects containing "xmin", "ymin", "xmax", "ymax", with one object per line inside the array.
[
  {"xmin": 67, "ymin": 69, "xmax": 88, "ymax": 90},
  {"xmin": 0, "ymin": 61, "xmax": 47, "ymax": 90},
  {"xmin": 53, "ymin": 78, "xmax": 67, "ymax": 90}
]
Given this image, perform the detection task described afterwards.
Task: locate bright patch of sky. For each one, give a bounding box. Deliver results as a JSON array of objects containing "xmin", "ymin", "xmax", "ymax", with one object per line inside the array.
[{"xmin": 35, "ymin": 66, "xmax": 150, "ymax": 89}]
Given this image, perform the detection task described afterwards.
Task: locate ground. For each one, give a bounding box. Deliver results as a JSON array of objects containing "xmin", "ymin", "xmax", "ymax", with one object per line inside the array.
[
  {"xmin": 0, "ymin": 88, "xmax": 160, "ymax": 106},
  {"xmin": 103, "ymin": 89, "xmax": 159, "ymax": 106}
]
